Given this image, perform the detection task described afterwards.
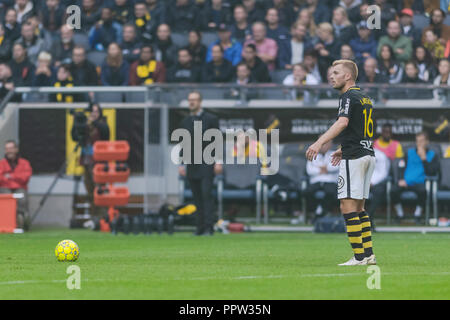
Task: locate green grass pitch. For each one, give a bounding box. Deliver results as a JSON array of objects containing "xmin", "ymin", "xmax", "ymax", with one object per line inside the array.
[{"xmin": 1, "ymin": 229, "xmax": 449, "ymax": 300}]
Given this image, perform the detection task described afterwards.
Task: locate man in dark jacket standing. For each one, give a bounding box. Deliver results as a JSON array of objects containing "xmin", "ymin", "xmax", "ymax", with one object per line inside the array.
[{"xmin": 179, "ymin": 91, "xmax": 222, "ymax": 236}]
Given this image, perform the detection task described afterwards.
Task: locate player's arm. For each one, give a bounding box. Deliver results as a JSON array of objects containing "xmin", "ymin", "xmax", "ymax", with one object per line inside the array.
[
  {"xmin": 306, "ymin": 95, "xmax": 351, "ymax": 161},
  {"xmin": 317, "ymin": 117, "xmax": 349, "ymax": 146},
  {"xmin": 306, "ymin": 118, "xmax": 348, "ymax": 161},
  {"xmin": 327, "ymin": 151, "xmax": 340, "ymax": 171}
]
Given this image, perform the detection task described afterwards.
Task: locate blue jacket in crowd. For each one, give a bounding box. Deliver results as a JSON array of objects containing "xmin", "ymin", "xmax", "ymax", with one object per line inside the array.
[
  {"xmin": 349, "ymin": 36, "xmax": 378, "ymax": 64},
  {"xmin": 403, "ymin": 148, "xmax": 439, "ymax": 186},
  {"xmin": 88, "ymin": 22, "xmax": 122, "ymax": 52},
  {"xmin": 206, "ymin": 39, "xmax": 243, "ymax": 66}
]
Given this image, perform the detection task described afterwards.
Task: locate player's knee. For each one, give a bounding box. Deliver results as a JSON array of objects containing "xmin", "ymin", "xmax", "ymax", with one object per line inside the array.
[
  {"xmin": 356, "ymin": 200, "xmax": 365, "ymax": 212},
  {"xmin": 340, "ymin": 199, "xmax": 359, "ymax": 214},
  {"xmin": 340, "ymin": 201, "xmax": 348, "ymax": 213}
]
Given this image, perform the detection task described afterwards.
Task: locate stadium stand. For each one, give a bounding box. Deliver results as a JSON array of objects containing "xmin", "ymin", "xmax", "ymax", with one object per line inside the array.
[{"xmin": 0, "ymin": 0, "xmax": 448, "ymax": 88}]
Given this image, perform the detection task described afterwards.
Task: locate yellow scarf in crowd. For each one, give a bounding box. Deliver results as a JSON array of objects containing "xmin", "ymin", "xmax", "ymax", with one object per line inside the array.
[
  {"xmin": 135, "ymin": 13, "xmax": 151, "ymax": 28},
  {"xmin": 136, "ymin": 60, "xmax": 157, "ymax": 84},
  {"xmin": 54, "ymin": 79, "xmax": 74, "ymax": 103}
]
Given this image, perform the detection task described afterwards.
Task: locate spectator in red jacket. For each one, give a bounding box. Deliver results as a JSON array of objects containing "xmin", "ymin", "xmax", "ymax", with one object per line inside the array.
[{"xmin": 0, "ymin": 140, "xmax": 32, "ymax": 230}]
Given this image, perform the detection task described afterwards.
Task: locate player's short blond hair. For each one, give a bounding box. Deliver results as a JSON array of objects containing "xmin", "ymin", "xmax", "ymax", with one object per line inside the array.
[{"xmin": 332, "ymin": 59, "xmax": 359, "ymax": 81}]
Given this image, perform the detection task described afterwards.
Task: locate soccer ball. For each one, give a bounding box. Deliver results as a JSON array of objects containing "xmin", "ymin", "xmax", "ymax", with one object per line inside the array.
[{"xmin": 55, "ymin": 240, "xmax": 79, "ymax": 262}]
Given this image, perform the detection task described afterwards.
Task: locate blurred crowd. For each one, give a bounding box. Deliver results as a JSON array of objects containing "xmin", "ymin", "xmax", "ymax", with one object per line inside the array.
[{"xmin": 0, "ymin": 0, "xmax": 450, "ymax": 101}]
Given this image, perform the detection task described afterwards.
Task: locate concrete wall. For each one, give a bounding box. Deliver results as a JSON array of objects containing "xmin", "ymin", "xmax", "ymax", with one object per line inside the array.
[
  {"xmin": 27, "ymin": 173, "xmax": 181, "ymax": 227},
  {"xmin": 29, "ymin": 195, "xmax": 74, "ymax": 227},
  {"xmin": 0, "ymin": 103, "xmax": 18, "ymax": 148}
]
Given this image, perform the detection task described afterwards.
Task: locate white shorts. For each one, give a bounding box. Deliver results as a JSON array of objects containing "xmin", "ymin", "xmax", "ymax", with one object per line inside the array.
[{"xmin": 337, "ymin": 155, "xmax": 376, "ymax": 200}]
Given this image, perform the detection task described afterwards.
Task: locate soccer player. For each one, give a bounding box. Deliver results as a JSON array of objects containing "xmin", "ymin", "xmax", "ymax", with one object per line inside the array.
[{"xmin": 306, "ymin": 59, "xmax": 376, "ymax": 266}]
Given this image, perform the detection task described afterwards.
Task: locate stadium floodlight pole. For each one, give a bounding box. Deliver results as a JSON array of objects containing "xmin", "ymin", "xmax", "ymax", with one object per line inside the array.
[{"xmin": 29, "ymin": 141, "xmax": 82, "ymax": 226}]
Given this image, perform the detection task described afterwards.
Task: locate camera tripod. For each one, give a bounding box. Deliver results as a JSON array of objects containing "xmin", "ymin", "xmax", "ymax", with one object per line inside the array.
[{"xmin": 29, "ymin": 141, "xmax": 83, "ymax": 227}]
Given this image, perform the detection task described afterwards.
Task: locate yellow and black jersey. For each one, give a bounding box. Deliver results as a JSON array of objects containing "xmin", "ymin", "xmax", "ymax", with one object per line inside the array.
[{"xmin": 337, "ymin": 86, "xmax": 375, "ymax": 160}]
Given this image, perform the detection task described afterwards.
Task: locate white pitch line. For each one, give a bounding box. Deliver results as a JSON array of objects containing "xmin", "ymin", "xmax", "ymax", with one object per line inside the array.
[
  {"xmin": 0, "ymin": 279, "xmax": 66, "ymax": 285},
  {"xmin": 1, "ymin": 272, "xmax": 450, "ymax": 286},
  {"xmin": 171, "ymin": 271, "xmax": 450, "ymax": 281},
  {"xmin": 233, "ymin": 275, "xmax": 285, "ymax": 280}
]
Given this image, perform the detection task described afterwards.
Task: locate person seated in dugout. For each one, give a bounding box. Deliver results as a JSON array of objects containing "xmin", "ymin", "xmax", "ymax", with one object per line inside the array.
[
  {"xmin": 391, "ymin": 131, "xmax": 439, "ymax": 225},
  {"xmin": 365, "ymin": 147, "xmax": 391, "ymax": 230},
  {"xmin": 0, "ymin": 140, "xmax": 32, "ymax": 230},
  {"xmin": 373, "ymin": 123, "xmax": 404, "ymax": 161},
  {"xmin": 304, "ymin": 139, "xmax": 338, "ymax": 219}
]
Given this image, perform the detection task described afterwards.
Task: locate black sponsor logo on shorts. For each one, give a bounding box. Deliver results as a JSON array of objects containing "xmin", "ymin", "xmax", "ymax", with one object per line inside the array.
[{"xmin": 338, "ymin": 176, "xmax": 344, "ymax": 189}]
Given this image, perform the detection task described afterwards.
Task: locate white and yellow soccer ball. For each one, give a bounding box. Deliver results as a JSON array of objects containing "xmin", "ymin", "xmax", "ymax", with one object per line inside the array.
[{"xmin": 55, "ymin": 240, "xmax": 79, "ymax": 262}]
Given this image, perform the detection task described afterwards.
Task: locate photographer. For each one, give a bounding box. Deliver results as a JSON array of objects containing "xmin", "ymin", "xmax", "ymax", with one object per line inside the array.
[{"xmin": 71, "ymin": 103, "xmax": 110, "ymax": 217}]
